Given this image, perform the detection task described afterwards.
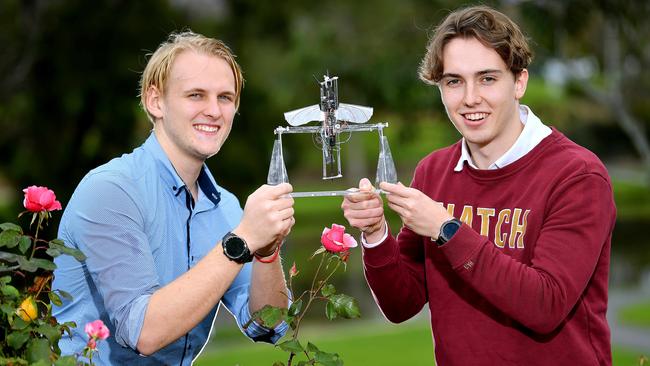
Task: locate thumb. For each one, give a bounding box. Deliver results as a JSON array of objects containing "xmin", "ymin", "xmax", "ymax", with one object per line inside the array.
[{"xmin": 359, "ymin": 178, "xmax": 374, "ymax": 192}]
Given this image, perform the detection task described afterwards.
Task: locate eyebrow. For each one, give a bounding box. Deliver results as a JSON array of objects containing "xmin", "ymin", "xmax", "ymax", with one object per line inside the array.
[{"xmin": 441, "ymin": 69, "xmax": 504, "ymax": 79}]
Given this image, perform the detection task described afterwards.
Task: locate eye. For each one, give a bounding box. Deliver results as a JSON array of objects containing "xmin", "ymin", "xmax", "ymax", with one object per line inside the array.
[
  {"xmin": 443, "ymin": 78, "xmax": 462, "ymax": 87},
  {"xmin": 481, "ymin": 75, "xmax": 497, "ymax": 84},
  {"xmin": 188, "ymin": 93, "xmax": 203, "ymax": 100},
  {"xmin": 218, "ymin": 94, "xmax": 235, "ymax": 102}
]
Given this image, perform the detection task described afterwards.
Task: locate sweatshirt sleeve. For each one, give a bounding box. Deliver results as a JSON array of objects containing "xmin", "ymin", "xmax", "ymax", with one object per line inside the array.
[
  {"xmin": 440, "ymin": 172, "xmax": 616, "ymax": 334},
  {"xmin": 361, "ymin": 163, "xmax": 431, "ymax": 323}
]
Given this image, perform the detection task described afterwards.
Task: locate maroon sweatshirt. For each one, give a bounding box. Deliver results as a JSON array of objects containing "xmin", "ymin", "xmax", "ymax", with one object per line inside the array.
[{"xmin": 363, "ymin": 129, "xmax": 616, "ymax": 365}]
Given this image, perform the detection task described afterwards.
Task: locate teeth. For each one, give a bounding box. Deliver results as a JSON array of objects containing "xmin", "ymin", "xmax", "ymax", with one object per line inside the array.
[
  {"xmin": 195, "ymin": 125, "xmax": 218, "ymax": 132},
  {"xmin": 464, "ymin": 113, "xmax": 487, "ymax": 121}
]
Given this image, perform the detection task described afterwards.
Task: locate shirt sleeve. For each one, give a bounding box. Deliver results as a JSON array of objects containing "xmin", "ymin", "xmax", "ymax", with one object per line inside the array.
[
  {"xmin": 440, "ymin": 172, "xmax": 616, "ymax": 334},
  {"xmin": 220, "ymin": 262, "xmax": 290, "ymax": 344},
  {"xmin": 66, "ymin": 173, "xmax": 158, "ymax": 349}
]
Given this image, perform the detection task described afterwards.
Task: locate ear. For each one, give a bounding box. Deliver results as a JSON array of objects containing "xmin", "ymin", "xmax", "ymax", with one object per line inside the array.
[
  {"xmin": 514, "ymin": 69, "xmax": 529, "ymax": 100},
  {"xmin": 144, "ymin": 85, "xmax": 164, "ymax": 121}
]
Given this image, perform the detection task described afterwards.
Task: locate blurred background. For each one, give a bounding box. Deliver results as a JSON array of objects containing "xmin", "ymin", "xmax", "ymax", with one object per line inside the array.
[{"xmin": 1, "ymin": 0, "xmax": 649, "ymax": 364}]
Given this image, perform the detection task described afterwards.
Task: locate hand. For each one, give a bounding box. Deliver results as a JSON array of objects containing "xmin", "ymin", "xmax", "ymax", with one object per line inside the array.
[
  {"xmin": 380, "ymin": 182, "xmax": 452, "ymax": 239},
  {"xmin": 341, "ymin": 178, "xmax": 386, "ymax": 243},
  {"xmin": 234, "ymin": 183, "xmax": 295, "ymax": 253}
]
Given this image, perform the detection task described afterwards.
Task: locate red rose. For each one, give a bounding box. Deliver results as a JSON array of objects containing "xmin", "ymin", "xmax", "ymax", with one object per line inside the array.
[{"xmin": 22, "ymin": 186, "xmax": 62, "ymax": 212}]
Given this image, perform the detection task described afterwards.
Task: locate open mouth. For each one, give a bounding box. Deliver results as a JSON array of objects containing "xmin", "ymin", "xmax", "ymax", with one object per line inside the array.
[
  {"xmin": 194, "ymin": 124, "xmax": 219, "ymax": 133},
  {"xmin": 462, "ymin": 112, "xmax": 488, "ymax": 122}
]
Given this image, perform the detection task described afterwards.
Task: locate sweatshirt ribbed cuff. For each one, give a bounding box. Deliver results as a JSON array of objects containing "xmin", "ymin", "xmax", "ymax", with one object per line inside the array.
[
  {"xmin": 361, "ymin": 227, "xmax": 399, "ymax": 268},
  {"xmin": 439, "ymin": 224, "xmax": 485, "ymax": 270}
]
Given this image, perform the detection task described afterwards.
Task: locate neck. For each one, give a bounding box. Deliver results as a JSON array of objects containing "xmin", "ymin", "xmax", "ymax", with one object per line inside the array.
[{"xmin": 154, "ymin": 129, "xmax": 202, "ymax": 200}]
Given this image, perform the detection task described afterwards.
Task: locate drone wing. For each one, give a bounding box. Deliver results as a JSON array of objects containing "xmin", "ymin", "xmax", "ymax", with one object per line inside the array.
[
  {"xmin": 336, "ymin": 104, "xmax": 373, "ymax": 123},
  {"xmin": 284, "ymin": 104, "xmax": 323, "ymax": 126}
]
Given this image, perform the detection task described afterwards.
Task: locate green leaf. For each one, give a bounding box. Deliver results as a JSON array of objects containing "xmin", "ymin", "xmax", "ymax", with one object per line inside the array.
[
  {"xmin": 1, "ymin": 303, "xmax": 15, "ymax": 315},
  {"xmin": 57, "ymin": 289, "xmax": 73, "ymax": 301},
  {"xmin": 0, "ymin": 229, "xmax": 21, "ymax": 248},
  {"xmin": 1, "ymin": 284, "xmax": 20, "ymax": 298},
  {"xmin": 288, "ymin": 299, "xmax": 303, "ymax": 317},
  {"xmin": 0, "ymin": 250, "xmax": 21, "ymax": 263},
  {"xmin": 18, "ymin": 236, "xmax": 32, "ymax": 254},
  {"xmin": 7, "ymin": 331, "xmax": 30, "ymax": 349},
  {"xmin": 297, "ymin": 362, "xmax": 310, "ymax": 366},
  {"xmin": 26, "ymin": 338, "xmax": 52, "ymax": 364},
  {"xmin": 11, "ymin": 315, "xmax": 30, "ymax": 330},
  {"xmin": 0, "ymin": 222, "xmax": 23, "ymax": 233},
  {"xmin": 252, "ymin": 305, "xmax": 286, "ymax": 327},
  {"xmin": 325, "ymin": 301, "xmax": 337, "ymax": 321},
  {"xmin": 310, "ymin": 247, "xmax": 327, "ymax": 259},
  {"xmin": 48, "ymin": 292, "xmax": 63, "ymax": 306},
  {"xmin": 49, "ymin": 240, "xmax": 86, "ymax": 261},
  {"xmin": 45, "ymin": 248, "xmax": 62, "ymax": 257},
  {"xmin": 314, "ymin": 350, "xmax": 343, "ymax": 366},
  {"xmin": 328, "ymin": 294, "xmax": 361, "ymax": 319},
  {"xmin": 272, "ymin": 362, "xmax": 286, "ymax": 366},
  {"xmin": 0, "ymin": 275, "xmax": 11, "ymax": 284},
  {"xmin": 307, "ymin": 342, "xmax": 320, "ymax": 353},
  {"xmin": 278, "ymin": 339, "xmax": 304, "ymax": 353},
  {"xmin": 36, "ymin": 324, "xmax": 62, "ymax": 345},
  {"xmin": 30, "ymin": 258, "xmax": 57, "ymax": 271},
  {"xmin": 17, "ymin": 256, "xmax": 38, "ymax": 272},
  {"xmin": 321, "ymin": 284, "xmax": 336, "ymax": 297},
  {"xmin": 54, "ymin": 356, "xmax": 77, "ymax": 366}
]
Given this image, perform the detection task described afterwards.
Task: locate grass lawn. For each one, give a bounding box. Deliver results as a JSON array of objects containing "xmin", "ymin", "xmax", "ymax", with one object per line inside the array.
[
  {"xmin": 194, "ymin": 320, "xmax": 648, "ymax": 365},
  {"xmin": 619, "ymin": 299, "xmax": 650, "ymax": 329}
]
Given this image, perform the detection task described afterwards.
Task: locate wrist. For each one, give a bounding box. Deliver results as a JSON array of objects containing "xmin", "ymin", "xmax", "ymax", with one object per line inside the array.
[{"xmin": 254, "ymin": 243, "xmax": 282, "ymax": 263}]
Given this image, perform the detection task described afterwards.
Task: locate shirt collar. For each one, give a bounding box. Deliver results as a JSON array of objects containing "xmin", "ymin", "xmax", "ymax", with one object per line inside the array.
[
  {"xmin": 142, "ymin": 133, "xmax": 221, "ymax": 206},
  {"xmin": 454, "ymin": 105, "xmax": 552, "ymax": 171}
]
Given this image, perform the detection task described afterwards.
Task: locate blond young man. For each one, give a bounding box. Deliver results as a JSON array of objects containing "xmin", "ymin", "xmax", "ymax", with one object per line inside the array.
[
  {"xmin": 342, "ymin": 6, "xmax": 615, "ymax": 365},
  {"xmin": 54, "ymin": 31, "xmax": 294, "ymax": 365}
]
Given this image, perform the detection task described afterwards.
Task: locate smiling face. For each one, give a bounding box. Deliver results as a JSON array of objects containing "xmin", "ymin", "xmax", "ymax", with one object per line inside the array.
[
  {"xmin": 439, "ymin": 37, "xmax": 528, "ymax": 165},
  {"xmin": 146, "ymin": 50, "xmax": 237, "ymax": 170}
]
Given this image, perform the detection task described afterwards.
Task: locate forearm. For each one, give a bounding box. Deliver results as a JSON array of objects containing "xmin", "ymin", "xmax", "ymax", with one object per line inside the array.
[
  {"xmin": 363, "ymin": 228, "xmax": 427, "ymax": 323},
  {"xmin": 137, "ymin": 244, "xmax": 240, "ymax": 355},
  {"xmin": 249, "ymin": 257, "xmax": 289, "ymax": 317}
]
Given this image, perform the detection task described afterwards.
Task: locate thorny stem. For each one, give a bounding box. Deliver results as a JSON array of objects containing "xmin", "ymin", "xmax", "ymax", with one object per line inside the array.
[{"xmin": 286, "ymin": 252, "xmax": 344, "ymax": 366}]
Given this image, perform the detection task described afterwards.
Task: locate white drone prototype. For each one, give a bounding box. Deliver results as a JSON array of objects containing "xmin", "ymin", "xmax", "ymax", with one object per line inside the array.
[{"xmin": 267, "ymin": 75, "xmax": 397, "ymax": 198}]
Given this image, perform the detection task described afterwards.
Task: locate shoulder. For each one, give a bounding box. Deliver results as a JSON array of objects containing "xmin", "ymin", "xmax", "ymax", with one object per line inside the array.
[
  {"xmin": 414, "ymin": 141, "xmax": 462, "ymax": 175},
  {"xmin": 545, "ymin": 130, "xmax": 611, "ymax": 183}
]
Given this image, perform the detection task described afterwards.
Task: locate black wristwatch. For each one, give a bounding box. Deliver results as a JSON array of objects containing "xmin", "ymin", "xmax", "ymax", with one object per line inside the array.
[
  {"xmin": 222, "ymin": 232, "xmax": 253, "ymax": 264},
  {"xmin": 436, "ymin": 218, "xmax": 462, "ymax": 246}
]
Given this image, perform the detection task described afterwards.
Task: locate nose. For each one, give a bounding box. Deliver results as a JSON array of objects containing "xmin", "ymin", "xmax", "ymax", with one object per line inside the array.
[
  {"xmin": 463, "ymin": 83, "xmax": 482, "ymax": 106},
  {"xmin": 204, "ymin": 96, "xmax": 223, "ymax": 119}
]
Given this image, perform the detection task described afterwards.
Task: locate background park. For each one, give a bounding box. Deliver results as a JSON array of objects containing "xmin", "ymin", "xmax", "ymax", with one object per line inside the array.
[{"xmin": 1, "ymin": 0, "xmax": 649, "ymax": 364}]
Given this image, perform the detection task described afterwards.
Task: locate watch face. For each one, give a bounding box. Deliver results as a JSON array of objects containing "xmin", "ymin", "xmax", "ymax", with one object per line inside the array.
[
  {"xmin": 226, "ymin": 236, "xmax": 246, "ymax": 258},
  {"xmin": 442, "ymin": 220, "xmax": 461, "ymax": 240}
]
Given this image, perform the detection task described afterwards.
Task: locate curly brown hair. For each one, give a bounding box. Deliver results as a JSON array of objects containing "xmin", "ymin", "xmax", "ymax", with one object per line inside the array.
[{"xmin": 419, "ymin": 5, "xmax": 533, "ymax": 84}]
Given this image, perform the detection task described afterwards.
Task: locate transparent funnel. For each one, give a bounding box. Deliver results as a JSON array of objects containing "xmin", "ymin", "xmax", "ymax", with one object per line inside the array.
[
  {"xmin": 375, "ymin": 135, "xmax": 397, "ymax": 185},
  {"xmin": 267, "ymin": 138, "xmax": 289, "ymax": 185}
]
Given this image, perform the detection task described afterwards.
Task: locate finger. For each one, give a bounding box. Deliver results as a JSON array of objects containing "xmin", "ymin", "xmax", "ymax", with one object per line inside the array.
[
  {"xmin": 359, "ymin": 178, "xmax": 374, "ymax": 192},
  {"xmin": 346, "ymin": 191, "xmax": 378, "ymax": 203},
  {"xmin": 344, "ymin": 206, "xmax": 384, "ymax": 220},
  {"xmin": 277, "ymin": 206, "xmax": 295, "ymax": 220}
]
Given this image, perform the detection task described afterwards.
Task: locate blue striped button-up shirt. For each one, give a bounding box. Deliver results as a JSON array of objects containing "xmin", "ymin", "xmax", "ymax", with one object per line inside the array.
[{"xmin": 53, "ymin": 133, "xmax": 287, "ymax": 365}]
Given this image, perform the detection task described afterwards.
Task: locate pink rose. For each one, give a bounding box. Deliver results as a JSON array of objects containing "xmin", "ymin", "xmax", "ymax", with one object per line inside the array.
[
  {"xmin": 320, "ymin": 224, "xmax": 358, "ymax": 253},
  {"xmin": 22, "ymin": 186, "xmax": 62, "ymax": 212},
  {"xmin": 85, "ymin": 319, "xmax": 110, "ymax": 341}
]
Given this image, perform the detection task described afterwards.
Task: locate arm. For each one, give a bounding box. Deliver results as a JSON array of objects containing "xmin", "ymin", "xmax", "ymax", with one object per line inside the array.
[
  {"xmin": 381, "ymin": 174, "xmax": 616, "ymax": 334},
  {"xmin": 138, "ymin": 183, "xmax": 294, "ymax": 353},
  {"xmin": 341, "ymin": 178, "xmax": 428, "ymax": 323}
]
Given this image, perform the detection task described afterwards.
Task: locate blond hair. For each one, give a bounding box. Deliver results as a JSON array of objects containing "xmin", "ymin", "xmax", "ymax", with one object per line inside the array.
[
  {"xmin": 419, "ymin": 5, "xmax": 532, "ymax": 84},
  {"xmin": 139, "ymin": 31, "xmax": 244, "ymax": 122}
]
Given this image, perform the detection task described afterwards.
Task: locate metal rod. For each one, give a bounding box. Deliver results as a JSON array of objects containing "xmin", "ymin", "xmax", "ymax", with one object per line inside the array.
[{"xmin": 289, "ymin": 189, "xmax": 386, "ymax": 198}]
